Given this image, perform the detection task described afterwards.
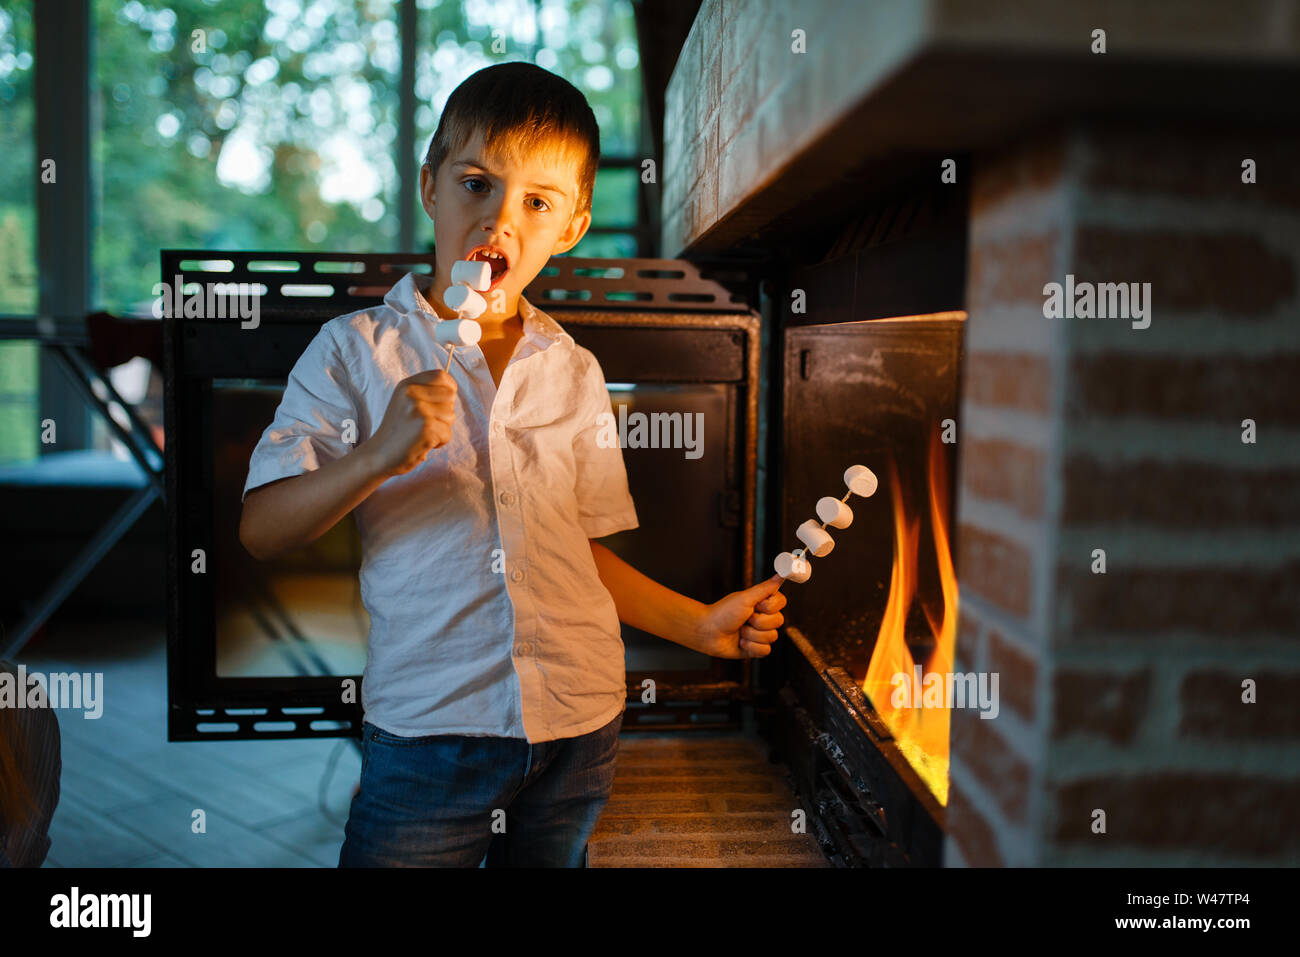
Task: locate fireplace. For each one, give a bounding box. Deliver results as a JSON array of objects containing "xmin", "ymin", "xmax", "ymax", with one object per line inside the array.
[
  {"xmin": 750, "ymin": 178, "xmax": 969, "ymax": 865},
  {"xmin": 662, "ymin": 0, "xmax": 1299, "ymax": 867}
]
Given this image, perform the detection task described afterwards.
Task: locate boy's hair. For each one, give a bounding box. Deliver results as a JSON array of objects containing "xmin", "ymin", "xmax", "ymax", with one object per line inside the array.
[{"xmin": 424, "ymin": 62, "xmax": 600, "ymax": 217}]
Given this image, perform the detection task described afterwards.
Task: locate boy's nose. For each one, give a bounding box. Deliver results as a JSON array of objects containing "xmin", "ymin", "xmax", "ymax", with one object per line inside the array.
[{"xmin": 480, "ymin": 203, "xmax": 514, "ymax": 237}]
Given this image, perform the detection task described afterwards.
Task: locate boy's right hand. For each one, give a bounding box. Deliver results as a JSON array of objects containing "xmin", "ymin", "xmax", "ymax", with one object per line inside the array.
[{"xmin": 363, "ymin": 369, "xmax": 458, "ymax": 477}]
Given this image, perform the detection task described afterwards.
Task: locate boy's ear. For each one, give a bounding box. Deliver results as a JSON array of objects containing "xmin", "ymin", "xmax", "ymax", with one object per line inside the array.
[
  {"xmin": 551, "ymin": 206, "xmax": 591, "ymax": 256},
  {"xmin": 419, "ymin": 163, "xmax": 436, "ymax": 219}
]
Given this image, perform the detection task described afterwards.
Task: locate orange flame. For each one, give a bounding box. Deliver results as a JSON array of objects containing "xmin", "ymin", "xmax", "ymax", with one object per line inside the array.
[{"xmin": 861, "ymin": 427, "xmax": 957, "ymax": 806}]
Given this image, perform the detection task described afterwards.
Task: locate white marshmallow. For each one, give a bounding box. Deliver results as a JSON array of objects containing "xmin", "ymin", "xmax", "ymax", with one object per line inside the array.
[
  {"xmin": 796, "ymin": 520, "xmax": 834, "ymax": 557},
  {"xmin": 816, "ymin": 496, "xmax": 853, "ymax": 528},
  {"xmin": 774, "ymin": 551, "xmax": 812, "ymax": 583},
  {"xmin": 451, "ymin": 259, "xmax": 492, "ymax": 291},
  {"xmin": 434, "ymin": 318, "xmax": 482, "ymax": 347},
  {"xmin": 444, "ymin": 284, "xmax": 487, "ymax": 319},
  {"xmin": 844, "ymin": 464, "xmax": 878, "ymax": 498}
]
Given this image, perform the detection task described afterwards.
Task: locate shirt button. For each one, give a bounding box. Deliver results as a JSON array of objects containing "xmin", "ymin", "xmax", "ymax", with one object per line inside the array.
[
  {"xmin": 493, "ymin": 421, "xmax": 505, "ymax": 434},
  {"xmin": 515, "ymin": 642, "xmax": 532, "ymax": 657},
  {"xmin": 510, "ymin": 568, "xmax": 524, "ymax": 583},
  {"xmin": 500, "ymin": 491, "xmax": 515, "ymax": 506}
]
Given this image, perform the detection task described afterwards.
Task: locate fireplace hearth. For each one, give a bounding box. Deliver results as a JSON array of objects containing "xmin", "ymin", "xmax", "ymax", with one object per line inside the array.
[{"xmin": 773, "ymin": 627, "xmax": 946, "ymax": 867}]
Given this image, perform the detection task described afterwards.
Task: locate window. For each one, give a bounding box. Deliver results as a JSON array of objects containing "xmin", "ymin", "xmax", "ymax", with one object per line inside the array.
[
  {"xmin": 411, "ymin": 0, "xmax": 647, "ymax": 257},
  {"xmin": 3, "ymin": 1, "xmax": 651, "ymax": 464},
  {"xmin": 93, "ymin": 0, "xmax": 404, "ymax": 314},
  {"xmin": 0, "ymin": 0, "xmax": 37, "ymax": 464},
  {"xmin": 91, "ymin": 0, "xmax": 649, "ymax": 315}
]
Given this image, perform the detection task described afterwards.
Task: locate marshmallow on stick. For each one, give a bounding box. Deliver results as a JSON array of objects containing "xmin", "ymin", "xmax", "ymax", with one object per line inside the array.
[
  {"xmin": 438, "ymin": 259, "xmax": 492, "ymax": 368},
  {"xmin": 773, "ymin": 464, "xmax": 879, "ymax": 585}
]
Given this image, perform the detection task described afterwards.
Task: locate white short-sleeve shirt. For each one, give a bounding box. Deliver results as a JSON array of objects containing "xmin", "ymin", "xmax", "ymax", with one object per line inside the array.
[{"xmin": 242, "ymin": 271, "xmax": 639, "ymax": 742}]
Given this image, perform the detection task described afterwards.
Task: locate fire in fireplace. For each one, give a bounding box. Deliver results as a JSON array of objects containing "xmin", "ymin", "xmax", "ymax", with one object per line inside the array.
[{"xmin": 861, "ymin": 427, "xmax": 958, "ymax": 808}]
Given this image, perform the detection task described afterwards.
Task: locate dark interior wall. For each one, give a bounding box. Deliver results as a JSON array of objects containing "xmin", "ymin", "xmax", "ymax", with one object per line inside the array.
[
  {"xmin": 0, "ymin": 487, "xmax": 166, "ymax": 628},
  {"xmin": 633, "ymin": 0, "xmax": 702, "ymax": 183},
  {"xmin": 632, "ymin": 0, "xmax": 701, "ymax": 258}
]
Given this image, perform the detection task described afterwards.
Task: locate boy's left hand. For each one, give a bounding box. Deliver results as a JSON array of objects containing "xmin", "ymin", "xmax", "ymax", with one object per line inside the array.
[{"xmin": 697, "ymin": 575, "xmax": 788, "ymax": 659}]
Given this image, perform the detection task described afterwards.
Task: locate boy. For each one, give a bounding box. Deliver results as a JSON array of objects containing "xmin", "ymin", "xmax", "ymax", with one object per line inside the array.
[{"xmin": 239, "ymin": 62, "xmax": 786, "ymax": 868}]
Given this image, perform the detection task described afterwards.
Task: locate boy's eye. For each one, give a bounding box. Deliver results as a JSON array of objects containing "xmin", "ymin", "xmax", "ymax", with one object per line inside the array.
[
  {"xmin": 463, "ymin": 177, "xmax": 488, "ymax": 193},
  {"xmin": 528, "ymin": 197, "xmax": 550, "ymax": 212}
]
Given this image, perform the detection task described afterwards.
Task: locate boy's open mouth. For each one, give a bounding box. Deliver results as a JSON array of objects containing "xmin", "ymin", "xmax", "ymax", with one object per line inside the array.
[{"xmin": 466, "ymin": 246, "xmax": 510, "ymax": 289}]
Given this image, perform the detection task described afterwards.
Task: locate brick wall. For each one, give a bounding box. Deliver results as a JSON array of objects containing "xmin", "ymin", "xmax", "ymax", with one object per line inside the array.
[
  {"xmin": 661, "ymin": 0, "xmax": 928, "ymax": 255},
  {"xmin": 948, "ymin": 119, "xmax": 1300, "ymax": 866},
  {"xmin": 660, "ymin": 0, "xmax": 1299, "ymax": 257},
  {"xmin": 664, "ymin": 0, "xmax": 1299, "ymax": 866}
]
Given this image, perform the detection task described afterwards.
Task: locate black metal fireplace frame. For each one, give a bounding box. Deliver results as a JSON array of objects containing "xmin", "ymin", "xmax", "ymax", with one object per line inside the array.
[{"xmin": 162, "ymin": 249, "xmax": 762, "ymax": 741}]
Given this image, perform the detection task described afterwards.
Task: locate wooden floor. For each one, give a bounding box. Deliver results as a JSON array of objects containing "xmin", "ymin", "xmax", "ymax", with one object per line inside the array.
[
  {"xmin": 592, "ymin": 733, "xmax": 831, "ymax": 866},
  {"xmin": 19, "ymin": 612, "xmax": 829, "ymax": 868}
]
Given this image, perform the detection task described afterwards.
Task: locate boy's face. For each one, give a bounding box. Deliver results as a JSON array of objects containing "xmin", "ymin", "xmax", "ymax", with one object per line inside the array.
[{"xmin": 420, "ymin": 128, "xmax": 591, "ymax": 321}]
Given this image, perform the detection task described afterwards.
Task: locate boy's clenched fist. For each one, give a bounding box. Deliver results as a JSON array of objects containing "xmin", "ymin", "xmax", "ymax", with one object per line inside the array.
[{"xmin": 364, "ymin": 369, "xmax": 458, "ymax": 477}]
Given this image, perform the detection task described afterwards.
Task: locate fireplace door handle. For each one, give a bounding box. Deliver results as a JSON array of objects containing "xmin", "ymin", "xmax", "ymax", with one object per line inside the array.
[{"xmin": 799, "ymin": 348, "xmax": 813, "ymax": 380}]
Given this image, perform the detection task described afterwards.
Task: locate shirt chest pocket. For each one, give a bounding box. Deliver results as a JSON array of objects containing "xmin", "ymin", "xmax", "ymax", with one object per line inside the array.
[
  {"xmin": 501, "ymin": 366, "xmax": 587, "ymax": 431},
  {"xmin": 501, "ymin": 400, "xmax": 569, "ymax": 431},
  {"xmin": 501, "ymin": 406, "xmax": 580, "ymax": 471},
  {"xmin": 500, "ymin": 397, "xmax": 583, "ymax": 487}
]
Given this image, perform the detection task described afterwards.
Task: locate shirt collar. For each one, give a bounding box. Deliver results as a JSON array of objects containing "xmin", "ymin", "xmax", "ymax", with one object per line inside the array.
[
  {"xmin": 515, "ymin": 292, "xmax": 573, "ymax": 350},
  {"xmin": 385, "ymin": 271, "xmax": 573, "ymax": 352}
]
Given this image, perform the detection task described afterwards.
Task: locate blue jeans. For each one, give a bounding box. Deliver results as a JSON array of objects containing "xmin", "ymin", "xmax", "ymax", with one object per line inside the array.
[{"xmin": 338, "ymin": 708, "xmax": 623, "ymax": 867}]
